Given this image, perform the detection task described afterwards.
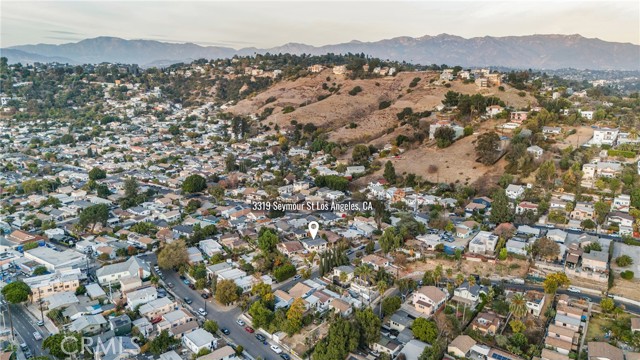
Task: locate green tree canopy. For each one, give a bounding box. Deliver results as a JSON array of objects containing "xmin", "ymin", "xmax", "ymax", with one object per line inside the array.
[
  {"xmin": 182, "ymin": 174, "xmax": 207, "ymax": 193},
  {"xmin": 412, "ymin": 317, "xmax": 438, "ymax": 343}
]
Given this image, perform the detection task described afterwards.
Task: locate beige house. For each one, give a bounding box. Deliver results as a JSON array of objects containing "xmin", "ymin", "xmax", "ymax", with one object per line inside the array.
[
  {"xmin": 448, "ymin": 335, "xmax": 477, "ymax": 358},
  {"xmin": 24, "ymin": 271, "xmax": 81, "ymax": 301},
  {"xmin": 412, "ymin": 286, "xmax": 447, "ymax": 316}
]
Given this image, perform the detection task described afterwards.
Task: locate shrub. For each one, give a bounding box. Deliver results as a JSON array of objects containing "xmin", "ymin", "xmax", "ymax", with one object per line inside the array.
[
  {"xmin": 379, "ymin": 101, "xmax": 392, "ymax": 110},
  {"xmin": 517, "ymin": 91, "xmax": 526, "ymax": 97},
  {"xmin": 409, "ymin": 77, "xmax": 421, "ymax": 88},
  {"xmin": 621, "ymin": 270, "xmax": 634, "ymax": 280},
  {"xmin": 498, "ymin": 86, "xmax": 505, "ymax": 91},
  {"xmin": 348, "ymin": 86, "xmax": 363, "ymax": 96},
  {"xmin": 608, "ymin": 149, "xmax": 636, "ymax": 158},
  {"xmin": 282, "ymin": 106, "xmax": 295, "ymax": 114},
  {"xmin": 616, "ymin": 255, "xmax": 633, "ymax": 267}
]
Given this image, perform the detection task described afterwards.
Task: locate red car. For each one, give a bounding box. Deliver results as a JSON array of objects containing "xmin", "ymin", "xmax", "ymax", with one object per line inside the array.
[{"xmin": 245, "ymin": 326, "xmax": 255, "ymax": 333}]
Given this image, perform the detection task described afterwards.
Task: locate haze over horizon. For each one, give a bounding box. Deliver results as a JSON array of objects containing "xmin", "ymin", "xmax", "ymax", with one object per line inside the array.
[{"xmin": 1, "ymin": 0, "xmax": 639, "ymax": 48}]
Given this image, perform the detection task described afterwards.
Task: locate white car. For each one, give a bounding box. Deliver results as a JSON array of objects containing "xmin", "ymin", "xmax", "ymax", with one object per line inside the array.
[
  {"xmin": 33, "ymin": 331, "xmax": 42, "ymax": 340},
  {"xmin": 567, "ymin": 286, "xmax": 581, "ymax": 293},
  {"xmin": 236, "ymin": 319, "xmax": 245, "ymax": 326},
  {"xmin": 198, "ymin": 308, "xmax": 207, "ymax": 316},
  {"xmin": 270, "ymin": 345, "xmax": 283, "ymax": 354}
]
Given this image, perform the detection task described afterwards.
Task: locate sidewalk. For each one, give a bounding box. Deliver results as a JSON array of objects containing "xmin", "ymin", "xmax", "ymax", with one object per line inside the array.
[{"xmin": 24, "ymin": 303, "xmax": 58, "ymax": 335}]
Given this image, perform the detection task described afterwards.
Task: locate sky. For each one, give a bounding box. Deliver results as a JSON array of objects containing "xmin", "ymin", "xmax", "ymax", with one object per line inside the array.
[{"xmin": 1, "ymin": 1, "xmax": 639, "ymax": 48}]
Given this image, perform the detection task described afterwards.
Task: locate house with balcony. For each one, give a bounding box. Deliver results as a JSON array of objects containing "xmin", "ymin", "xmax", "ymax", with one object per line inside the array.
[
  {"xmin": 468, "ymin": 231, "xmax": 499, "ymax": 255},
  {"xmin": 471, "ymin": 312, "xmax": 501, "ymax": 335},
  {"xmin": 412, "ymin": 286, "xmax": 447, "ymax": 316}
]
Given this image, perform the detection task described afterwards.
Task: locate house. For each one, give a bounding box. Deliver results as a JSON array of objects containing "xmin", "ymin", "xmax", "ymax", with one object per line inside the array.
[
  {"xmin": 631, "ymin": 318, "xmax": 640, "ymax": 332},
  {"xmin": 592, "ymin": 128, "xmax": 619, "ymax": 146},
  {"xmin": 274, "ymin": 289, "xmax": 294, "ymax": 309},
  {"xmin": 277, "ymin": 241, "xmax": 304, "ymax": 256},
  {"xmin": 96, "ymin": 256, "xmax": 150, "ymax": 285},
  {"xmin": 448, "ymin": 335, "xmax": 477, "ymax": 358},
  {"xmin": 506, "ymin": 184, "xmax": 525, "ymax": 200},
  {"xmin": 199, "ymin": 239, "xmax": 223, "ymax": 257},
  {"xmin": 452, "ymin": 282, "xmax": 487, "ymax": 308},
  {"xmin": 554, "ymin": 314, "xmax": 581, "ymax": 331},
  {"xmin": 612, "ymin": 194, "xmax": 631, "ymax": 213},
  {"xmin": 429, "ymin": 121, "xmax": 465, "ymax": 140},
  {"xmin": 505, "ymin": 239, "xmax": 528, "ymax": 256},
  {"xmin": 156, "ymin": 309, "xmax": 195, "ymax": 332},
  {"xmin": 543, "ymin": 127, "xmax": 562, "ymax": 135},
  {"xmin": 24, "ymin": 271, "xmax": 81, "ymax": 301},
  {"xmin": 527, "ymin": 145, "xmax": 544, "ymax": 159},
  {"xmin": 196, "ymin": 345, "xmax": 236, "ymax": 360},
  {"xmin": 525, "ymin": 290, "xmax": 546, "ymax": 317},
  {"xmin": 412, "ymin": 286, "xmax": 447, "ymax": 316},
  {"xmin": 187, "ymin": 247, "xmax": 205, "ymax": 264},
  {"xmin": 361, "ymin": 254, "xmax": 389, "ymax": 271},
  {"xmin": 541, "ymin": 349, "xmax": 570, "ymax": 360},
  {"xmin": 516, "ymin": 201, "xmax": 539, "ymax": 215},
  {"xmin": 333, "ymin": 265, "xmax": 355, "ymax": 283},
  {"xmin": 372, "ymin": 336, "xmax": 402, "ymax": 358},
  {"xmin": 329, "ymin": 298, "xmax": 352, "ymax": 317},
  {"xmin": 182, "ymin": 328, "xmax": 216, "ymax": 354},
  {"xmin": 139, "ymin": 297, "xmax": 176, "ymax": 320},
  {"xmin": 587, "ymin": 342, "xmax": 624, "ymax": 360},
  {"xmin": 607, "ymin": 212, "xmax": 634, "ymax": 228},
  {"xmin": 547, "ymin": 229, "xmax": 568, "ymax": 244},
  {"xmin": 127, "ymin": 287, "xmax": 158, "ymax": 310},
  {"xmin": 486, "ymin": 105, "xmax": 504, "ymax": 117},
  {"xmin": 400, "ymin": 339, "xmax": 429, "ymax": 359},
  {"xmin": 471, "ymin": 312, "xmax": 501, "ymax": 335},
  {"xmin": 469, "ymin": 231, "xmax": 499, "ymax": 255},
  {"xmin": 510, "ymin": 111, "xmax": 528, "ymax": 122},
  {"xmin": 69, "ymin": 314, "xmax": 108, "ymax": 335},
  {"xmin": 570, "ymin": 202, "xmax": 595, "ymax": 221},
  {"xmin": 109, "ymin": 315, "xmax": 132, "ymax": 336},
  {"xmin": 548, "ymin": 324, "xmax": 578, "ymax": 345}
]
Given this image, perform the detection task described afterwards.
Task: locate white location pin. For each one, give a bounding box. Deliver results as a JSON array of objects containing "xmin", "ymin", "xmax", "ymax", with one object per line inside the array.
[{"xmin": 308, "ymin": 221, "xmax": 319, "ymax": 239}]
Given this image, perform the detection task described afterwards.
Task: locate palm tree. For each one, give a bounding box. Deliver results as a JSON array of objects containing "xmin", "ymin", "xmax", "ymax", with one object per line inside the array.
[
  {"xmin": 377, "ymin": 280, "xmax": 388, "ymax": 318},
  {"xmin": 455, "ymin": 274, "xmax": 465, "ymax": 287},
  {"xmin": 434, "ymin": 265, "xmax": 443, "ymax": 287},
  {"xmin": 467, "ymin": 275, "xmax": 476, "ymax": 287},
  {"xmin": 509, "ymin": 293, "xmax": 528, "ymax": 320},
  {"xmin": 355, "ymin": 265, "xmax": 373, "ymax": 286}
]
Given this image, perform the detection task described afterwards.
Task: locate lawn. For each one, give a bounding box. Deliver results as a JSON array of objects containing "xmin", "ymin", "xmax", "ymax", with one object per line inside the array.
[{"xmin": 586, "ymin": 313, "xmax": 632, "ymax": 342}]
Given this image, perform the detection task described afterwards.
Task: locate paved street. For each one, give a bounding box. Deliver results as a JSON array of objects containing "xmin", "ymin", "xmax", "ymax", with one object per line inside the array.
[{"xmin": 7, "ymin": 303, "xmax": 49, "ymax": 358}]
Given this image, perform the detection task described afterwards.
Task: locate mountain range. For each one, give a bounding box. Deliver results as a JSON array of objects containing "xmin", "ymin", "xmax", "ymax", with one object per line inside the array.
[{"xmin": 2, "ymin": 34, "xmax": 639, "ymax": 70}]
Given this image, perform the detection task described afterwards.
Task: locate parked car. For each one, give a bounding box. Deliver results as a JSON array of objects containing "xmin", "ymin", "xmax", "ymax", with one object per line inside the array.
[
  {"xmin": 36, "ymin": 320, "xmax": 44, "ymax": 326},
  {"xmin": 197, "ymin": 308, "xmax": 207, "ymax": 316},
  {"xmin": 33, "ymin": 331, "xmax": 42, "ymax": 340},
  {"xmin": 567, "ymin": 286, "xmax": 581, "ymax": 293},
  {"xmin": 188, "ymin": 283, "xmax": 195, "ymax": 290},
  {"xmin": 221, "ymin": 328, "xmax": 230, "ymax": 335},
  {"xmin": 256, "ymin": 334, "xmax": 266, "ymax": 341},
  {"xmin": 183, "ymin": 297, "xmax": 192, "ymax": 304},
  {"xmin": 201, "ymin": 293, "xmax": 209, "ymax": 299},
  {"xmin": 236, "ymin": 319, "xmax": 245, "ymax": 326},
  {"xmin": 183, "ymin": 279, "xmax": 190, "ymax": 285},
  {"xmin": 245, "ymin": 326, "xmax": 255, "ymax": 333},
  {"xmin": 270, "ymin": 345, "xmax": 283, "ymax": 354},
  {"xmin": 293, "ymin": 274, "xmax": 301, "ymax": 280},
  {"xmin": 166, "ymin": 282, "xmax": 174, "ymax": 288},
  {"xmin": 280, "ymin": 354, "xmax": 291, "ymax": 360}
]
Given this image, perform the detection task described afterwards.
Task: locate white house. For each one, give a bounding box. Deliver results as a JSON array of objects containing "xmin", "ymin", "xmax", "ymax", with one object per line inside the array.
[
  {"xmin": 96, "ymin": 257, "xmax": 151, "ymax": 285},
  {"xmin": 127, "ymin": 287, "xmax": 158, "ymax": 310},
  {"xmin": 199, "ymin": 239, "xmax": 223, "ymax": 257},
  {"xmin": 506, "ymin": 184, "xmax": 525, "ymax": 200},
  {"xmin": 468, "ymin": 231, "xmax": 499, "ymax": 255},
  {"xmin": 592, "ymin": 127, "xmax": 619, "ymax": 146},
  {"xmin": 182, "ymin": 328, "xmax": 216, "ymax": 354},
  {"xmin": 612, "ymin": 194, "xmax": 631, "ymax": 213},
  {"xmin": 527, "ymin": 145, "xmax": 544, "ymax": 159}
]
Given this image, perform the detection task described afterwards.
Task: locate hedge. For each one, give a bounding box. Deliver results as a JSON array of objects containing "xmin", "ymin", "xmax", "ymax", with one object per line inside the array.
[{"xmin": 608, "ymin": 149, "xmax": 636, "ymax": 158}]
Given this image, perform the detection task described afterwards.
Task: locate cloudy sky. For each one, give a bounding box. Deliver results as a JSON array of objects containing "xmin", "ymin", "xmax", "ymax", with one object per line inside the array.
[{"xmin": 1, "ymin": 1, "xmax": 638, "ymax": 48}]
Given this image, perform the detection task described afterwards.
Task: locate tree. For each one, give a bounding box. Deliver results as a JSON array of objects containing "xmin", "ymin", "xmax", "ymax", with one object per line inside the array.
[
  {"xmin": 352, "ymin": 144, "xmax": 370, "ymax": 165},
  {"xmin": 286, "ymin": 298, "xmax": 306, "ymax": 335},
  {"xmin": 251, "ymin": 282, "xmax": 275, "ymax": 305},
  {"xmin": 581, "ymin": 219, "xmax": 596, "ymax": 230},
  {"xmin": 2, "ymin": 280, "xmax": 31, "ymax": 304},
  {"xmin": 531, "ymin": 237, "xmax": 560, "ymax": 261},
  {"xmin": 215, "ymin": 279, "xmax": 240, "ymax": 305},
  {"xmin": 311, "ymin": 317, "xmax": 359, "ymax": 360},
  {"xmin": 475, "ymin": 132, "xmax": 500, "ymax": 165},
  {"xmin": 509, "ymin": 293, "xmax": 528, "ymax": 319},
  {"xmin": 157, "ymin": 240, "xmax": 188, "ymax": 269},
  {"xmin": 600, "ymin": 297, "xmax": 615, "ymax": 313},
  {"xmin": 434, "ymin": 126, "xmax": 456, "ymax": 148},
  {"xmin": 124, "ymin": 177, "xmax": 139, "ymax": 199},
  {"xmin": 43, "ymin": 332, "xmax": 82, "ymax": 359},
  {"xmin": 616, "ymin": 255, "xmax": 634, "ymax": 267},
  {"xmin": 273, "ymin": 263, "xmax": 296, "ymax": 282},
  {"xmin": 78, "ymin": 203, "xmax": 109, "ymax": 232},
  {"xmin": 543, "ymin": 272, "xmax": 570, "ymax": 294},
  {"xmin": 379, "ymin": 227, "xmax": 403, "ymax": 254},
  {"xmin": 249, "ymin": 301, "xmax": 273, "ymax": 329},
  {"xmin": 509, "ymin": 319, "xmax": 526, "ymax": 333},
  {"xmin": 384, "ymin": 161, "xmax": 396, "ymax": 184},
  {"xmin": 594, "ymin": 201, "xmax": 610, "ymax": 225},
  {"xmin": 32, "ymin": 266, "xmax": 47, "ymax": 276},
  {"xmin": 75, "ymin": 285, "xmax": 87, "ymax": 295},
  {"xmin": 149, "ymin": 330, "xmax": 179, "ymax": 355},
  {"xmin": 536, "ymin": 160, "xmax": 557, "ymax": 187},
  {"xmin": 203, "ymin": 319, "xmax": 219, "ymax": 334},
  {"xmin": 88, "ymin": 167, "xmax": 107, "ymax": 180},
  {"xmin": 382, "ymin": 296, "xmax": 402, "ymax": 317},
  {"xmin": 182, "ymin": 174, "xmax": 207, "ymax": 193},
  {"xmin": 257, "ymin": 228, "xmax": 279, "ymax": 253},
  {"xmin": 412, "ymin": 317, "xmax": 438, "ymax": 343},
  {"xmin": 355, "ymin": 308, "xmax": 381, "ymax": 347},
  {"xmin": 489, "ymin": 189, "xmax": 513, "ymax": 224}
]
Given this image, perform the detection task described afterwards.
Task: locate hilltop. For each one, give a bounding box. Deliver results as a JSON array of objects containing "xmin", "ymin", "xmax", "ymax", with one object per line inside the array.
[{"xmin": 229, "ymin": 69, "xmax": 536, "ymax": 187}]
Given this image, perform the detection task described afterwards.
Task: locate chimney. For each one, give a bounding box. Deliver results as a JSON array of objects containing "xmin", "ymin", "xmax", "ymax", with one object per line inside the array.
[{"xmin": 138, "ymin": 267, "xmax": 143, "ymax": 279}]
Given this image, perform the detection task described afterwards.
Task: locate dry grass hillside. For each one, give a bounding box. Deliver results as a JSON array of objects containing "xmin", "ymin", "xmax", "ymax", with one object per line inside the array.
[{"xmin": 229, "ymin": 69, "xmax": 536, "ymax": 186}]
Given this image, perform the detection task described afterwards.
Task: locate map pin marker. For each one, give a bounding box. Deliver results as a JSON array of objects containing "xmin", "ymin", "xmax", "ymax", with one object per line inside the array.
[{"xmin": 308, "ymin": 221, "xmax": 319, "ymax": 239}]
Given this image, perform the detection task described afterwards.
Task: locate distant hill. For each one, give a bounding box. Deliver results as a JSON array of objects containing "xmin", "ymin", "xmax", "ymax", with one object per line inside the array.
[
  {"xmin": 0, "ymin": 48, "xmax": 75, "ymax": 65},
  {"xmin": 2, "ymin": 34, "xmax": 639, "ymax": 70}
]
